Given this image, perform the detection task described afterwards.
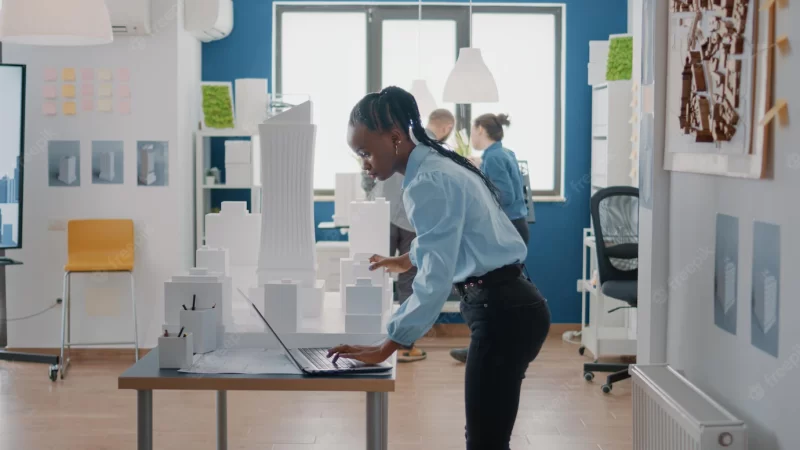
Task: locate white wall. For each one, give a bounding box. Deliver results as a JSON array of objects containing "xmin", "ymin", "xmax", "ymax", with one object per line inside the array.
[
  {"xmin": 666, "ymin": 5, "xmax": 799, "ymax": 449},
  {"xmin": 3, "ymin": 0, "xmax": 200, "ymax": 349}
]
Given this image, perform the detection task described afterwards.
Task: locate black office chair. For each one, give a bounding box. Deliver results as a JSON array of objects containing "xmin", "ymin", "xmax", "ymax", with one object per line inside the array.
[{"xmin": 583, "ymin": 186, "xmax": 638, "ymax": 394}]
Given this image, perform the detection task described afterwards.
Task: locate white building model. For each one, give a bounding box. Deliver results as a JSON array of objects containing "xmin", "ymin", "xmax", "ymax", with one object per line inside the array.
[
  {"xmin": 99, "ymin": 151, "xmax": 115, "ymax": 182},
  {"xmin": 138, "ymin": 145, "xmax": 157, "ymax": 185},
  {"xmin": 58, "ymin": 155, "xmax": 77, "ymax": 185}
]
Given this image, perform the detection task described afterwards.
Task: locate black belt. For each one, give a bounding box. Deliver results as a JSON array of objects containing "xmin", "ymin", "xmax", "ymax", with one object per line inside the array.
[{"xmin": 454, "ymin": 264, "xmax": 523, "ymax": 295}]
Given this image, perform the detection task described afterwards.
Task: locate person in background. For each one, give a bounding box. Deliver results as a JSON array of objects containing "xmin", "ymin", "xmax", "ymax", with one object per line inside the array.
[
  {"xmin": 358, "ymin": 108, "xmax": 454, "ymax": 362},
  {"xmin": 330, "ymin": 87, "xmax": 550, "ymax": 450},
  {"xmin": 449, "ymin": 113, "xmax": 530, "ymax": 364}
]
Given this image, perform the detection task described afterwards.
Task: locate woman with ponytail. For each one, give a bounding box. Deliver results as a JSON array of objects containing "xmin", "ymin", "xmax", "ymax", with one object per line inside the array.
[{"xmin": 328, "ymin": 87, "xmax": 551, "ymax": 450}]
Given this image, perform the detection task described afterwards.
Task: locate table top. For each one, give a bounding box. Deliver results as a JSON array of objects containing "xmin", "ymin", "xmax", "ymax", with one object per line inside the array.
[{"xmin": 118, "ymin": 349, "xmax": 396, "ymax": 393}]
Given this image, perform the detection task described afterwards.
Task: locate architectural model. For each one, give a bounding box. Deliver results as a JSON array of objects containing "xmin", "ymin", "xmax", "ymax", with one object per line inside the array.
[
  {"xmin": 206, "ymin": 202, "xmax": 261, "ymax": 267},
  {"xmin": 138, "ymin": 145, "xmax": 156, "ymax": 185},
  {"xmin": 263, "ymin": 280, "xmax": 301, "ymax": 333},
  {"xmin": 224, "ymin": 140, "xmax": 252, "ymax": 186},
  {"xmin": 164, "ymin": 267, "xmax": 228, "ymax": 328},
  {"xmin": 99, "ymin": 151, "xmax": 116, "ymax": 182},
  {"xmin": 333, "ymin": 173, "xmax": 365, "ymax": 226},
  {"xmin": 196, "ymin": 246, "xmax": 230, "ymax": 276},
  {"xmin": 349, "ymin": 198, "xmax": 391, "ymax": 258},
  {"xmin": 58, "ymin": 155, "xmax": 77, "ymax": 185}
]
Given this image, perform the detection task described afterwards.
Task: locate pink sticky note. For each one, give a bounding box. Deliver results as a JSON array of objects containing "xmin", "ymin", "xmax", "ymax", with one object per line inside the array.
[
  {"xmin": 118, "ymin": 100, "xmax": 131, "ymax": 115},
  {"xmin": 118, "ymin": 84, "xmax": 131, "ymax": 98},
  {"xmin": 43, "ymin": 85, "xmax": 57, "ymax": 99},
  {"xmin": 44, "ymin": 68, "xmax": 58, "ymax": 81},
  {"xmin": 118, "ymin": 68, "xmax": 130, "ymax": 82},
  {"xmin": 82, "ymin": 99, "xmax": 94, "ymax": 111},
  {"xmin": 43, "ymin": 103, "xmax": 57, "ymax": 116},
  {"xmin": 81, "ymin": 68, "xmax": 94, "ymax": 81},
  {"xmin": 82, "ymin": 84, "xmax": 94, "ymax": 96}
]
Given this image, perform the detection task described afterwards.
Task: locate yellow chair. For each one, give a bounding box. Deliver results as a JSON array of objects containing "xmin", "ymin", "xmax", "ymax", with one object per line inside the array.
[{"xmin": 59, "ymin": 219, "xmax": 139, "ymax": 379}]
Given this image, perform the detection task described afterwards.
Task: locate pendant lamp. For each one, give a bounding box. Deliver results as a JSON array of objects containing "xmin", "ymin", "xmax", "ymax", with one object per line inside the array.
[
  {"xmin": 408, "ymin": 0, "xmax": 437, "ymax": 118},
  {"xmin": 442, "ymin": 0, "xmax": 498, "ymax": 103},
  {"xmin": 0, "ymin": 0, "xmax": 113, "ymax": 46}
]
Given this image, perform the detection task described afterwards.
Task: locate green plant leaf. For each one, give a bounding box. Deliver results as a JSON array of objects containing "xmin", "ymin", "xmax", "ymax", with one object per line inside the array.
[
  {"xmin": 202, "ymin": 85, "xmax": 235, "ymax": 128},
  {"xmin": 606, "ymin": 36, "xmax": 633, "ymax": 81}
]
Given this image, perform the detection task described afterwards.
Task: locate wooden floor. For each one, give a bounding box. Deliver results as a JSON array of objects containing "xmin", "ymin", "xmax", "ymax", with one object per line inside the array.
[{"xmin": 0, "ymin": 337, "xmax": 632, "ymax": 450}]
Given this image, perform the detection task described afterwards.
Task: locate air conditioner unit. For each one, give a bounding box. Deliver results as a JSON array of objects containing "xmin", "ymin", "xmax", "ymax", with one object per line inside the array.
[
  {"xmin": 185, "ymin": 0, "xmax": 233, "ymax": 43},
  {"xmin": 106, "ymin": 0, "xmax": 152, "ymax": 36}
]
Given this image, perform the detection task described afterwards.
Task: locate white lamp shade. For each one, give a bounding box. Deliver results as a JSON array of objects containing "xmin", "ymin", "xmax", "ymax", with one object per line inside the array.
[
  {"xmin": 410, "ymin": 79, "xmax": 437, "ymax": 119},
  {"xmin": 0, "ymin": 0, "xmax": 113, "ymax": 46},
  {"xmin": 443, "ymin": 48, "xmax": 499, "ymax": 104}
]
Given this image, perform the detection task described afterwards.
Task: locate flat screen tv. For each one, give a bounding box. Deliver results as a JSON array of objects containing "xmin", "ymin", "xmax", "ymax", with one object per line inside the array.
[{"xmin": 0, "ymin": 63, "xmax": 25, "ymax": 249}]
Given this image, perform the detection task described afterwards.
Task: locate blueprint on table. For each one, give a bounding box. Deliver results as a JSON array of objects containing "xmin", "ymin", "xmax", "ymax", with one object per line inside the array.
[{"xmin": 178, "ymin": 348, "xmax": 301, "ymax": 375}]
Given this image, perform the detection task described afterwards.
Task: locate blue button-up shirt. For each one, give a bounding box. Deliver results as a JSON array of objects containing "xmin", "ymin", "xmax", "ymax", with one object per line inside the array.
[
  {"xmin": 386, "ymin": 145, "xmax": 528, "ymax": 346},
  {"xmin": 480, "ymin": 141, "xmax": 528, "ymax": 221}
]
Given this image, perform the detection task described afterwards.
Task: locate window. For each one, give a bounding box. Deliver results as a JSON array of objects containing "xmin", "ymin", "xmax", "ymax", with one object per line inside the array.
[{"xmin": 275, "ymin": 4, "xmax": 563, "ymax": 197}]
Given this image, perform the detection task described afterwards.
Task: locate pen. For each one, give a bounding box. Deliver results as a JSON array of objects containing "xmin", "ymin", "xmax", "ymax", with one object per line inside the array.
[
  {"xmin": 178, "ymin": 326, "xmax": 185, "ymax": 338},
  {"xmin": 192, "ymin": 295, "xmax": 196, "ymax": 311},
  {"xmin": 182, "ymin": 304, "xmax": 187, "ymax": 310}
]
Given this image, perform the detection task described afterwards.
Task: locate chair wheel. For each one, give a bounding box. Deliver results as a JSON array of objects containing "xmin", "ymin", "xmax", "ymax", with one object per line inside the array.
[
  {"xmin": 602, "ymin": 384, "xmax": 613, "ymax": 394},
  {"xmin": 578, "ymin": 346, "xmax": 586, "ymax": 356},
  {"xmin": 49, "ymin": 365, "xmax": 58, "ymax": 382},
  {"xmin": 584, "ymin": 372, "xmax": 594, "ymax": 382}
]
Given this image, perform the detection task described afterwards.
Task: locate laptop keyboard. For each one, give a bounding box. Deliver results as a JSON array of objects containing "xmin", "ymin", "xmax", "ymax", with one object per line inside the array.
[{"xmin": 300, "ymin": 348, "xmax": 359, "ymax": 370}]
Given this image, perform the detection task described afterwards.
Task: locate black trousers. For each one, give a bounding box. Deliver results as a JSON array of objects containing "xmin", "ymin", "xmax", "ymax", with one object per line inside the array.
[{"xmin": 459, "ymin": 274, "xmax": 551, "ymax": 450}]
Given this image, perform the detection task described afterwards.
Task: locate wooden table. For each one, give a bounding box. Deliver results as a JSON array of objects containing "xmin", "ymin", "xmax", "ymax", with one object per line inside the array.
[{"xmin": 118, "ymin": 349, "xmax": 395, "ymax": 450}]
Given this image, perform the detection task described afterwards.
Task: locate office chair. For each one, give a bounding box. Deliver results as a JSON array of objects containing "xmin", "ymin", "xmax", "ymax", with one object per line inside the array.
[{"xmin": 583, "ymin": 186, "xmax": 638, "ymax": 394}]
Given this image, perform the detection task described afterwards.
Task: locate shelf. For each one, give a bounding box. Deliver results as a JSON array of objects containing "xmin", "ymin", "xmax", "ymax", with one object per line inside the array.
[
  {"xmin": 202, "ymin": 185, "xmax": 255, "ymax": 190},
  {"xmin": 196, "ymin": 129, "xmax": 258, "ymax": 137}
]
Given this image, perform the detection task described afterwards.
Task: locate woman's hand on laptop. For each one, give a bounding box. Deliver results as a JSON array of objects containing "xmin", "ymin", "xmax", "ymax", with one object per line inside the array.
[{"xmin": 328, "ymin": 339, "xmax": 402, "ymax": 365}]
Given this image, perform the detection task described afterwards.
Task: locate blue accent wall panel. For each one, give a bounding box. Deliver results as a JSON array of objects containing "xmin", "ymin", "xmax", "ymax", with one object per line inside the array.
[{"xmin": 203, "ymin": 0, "xmax": 629, "ymax": 324}]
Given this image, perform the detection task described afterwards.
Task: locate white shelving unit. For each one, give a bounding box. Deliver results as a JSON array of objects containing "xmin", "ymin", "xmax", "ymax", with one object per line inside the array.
[
  {"xmin": 194, "ymin": 129, "xmax": 262, "ymax": 251},
  {"xmin": 590, "ymin": 81, "xmax": 634, "ymax": 193},
  {"xmin": 577, "ymin": 228, "xmax": 637, "ymax": 359}
]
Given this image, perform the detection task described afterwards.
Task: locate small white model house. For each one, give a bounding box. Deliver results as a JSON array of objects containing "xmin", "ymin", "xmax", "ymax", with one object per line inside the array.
[
  {"xmin": 315, "ymin": 241, "xmax": 350, "ymax": 291},
  {"xmin": 98, "ymin": 151, "xmax": 115, "ymax": 182},
  {"xmin": 58, "ymin": 155, "xmax": 77, "ymax": 185},
  {"xmin": 164, "ymin": 267, "xmax": 229, "ymax": 328},
  {"xmin": 333, "ymin": 173, "xmax": 366, "ymax": 226},
  {"xmin": 205, "ymin": 202, "xmax": 261, "ymax": 267},
  {"xmin": 196, "ymin": 246, "xmax": 230, "ymax": 276},
  {"xmin": 138, "ymin": 146, "xmax": 157, "ymax": 185},
  {"xmin": 345, "ymin": 278, "xmax": 383, "ymax": 315},
  {"xmin": 224, "ymin": 140, "xmax": 252, "ymax": 186},
  {"xmin": 263, "ymin": 279, "xmax": 301, "ymax": 333},
  {"xmin": 349, "ymin": 198, "xmax": 390, "ymax": 258}
]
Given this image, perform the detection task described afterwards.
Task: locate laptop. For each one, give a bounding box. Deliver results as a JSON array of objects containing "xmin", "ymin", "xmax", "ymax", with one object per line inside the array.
[{"xmin": 237, "ymin": 288, "xmax": 393, "ymax": 375}]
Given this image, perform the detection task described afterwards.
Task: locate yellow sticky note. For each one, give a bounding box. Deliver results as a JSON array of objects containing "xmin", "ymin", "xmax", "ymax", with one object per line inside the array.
[
  {"xmin": 98, "ymin": 98, "xmax": 113, "ymax": 112},
  {"xmin": 98, "ymin": 69, "xmax": 113, "ymax": 81},
  {"xmin": 99, "ymin": 84, "xmax": 113, "ymax": 97},
  {"xmin": 62, "ymin": 68, "xmax": 76, "ymax": 81},
  {"xmin": 63, "ymin": 102, "xmax": 77, "ymax": 115},
  {"xmin": 62, "ymin": 84, "xmax": 76, "ymax": 98}
]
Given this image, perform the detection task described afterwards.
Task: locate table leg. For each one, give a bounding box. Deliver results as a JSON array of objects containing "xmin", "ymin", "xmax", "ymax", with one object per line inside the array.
[
  {"xmin": 217, "ymin": 390, "xmax": 228, "ymax": 450},
  {"xmin": 137, "ymin": 390, "xmax": 153, "ymax": 450},
  {"xmin": 366, "ymin": 392, "xmax": 388, "ymax": 450}
]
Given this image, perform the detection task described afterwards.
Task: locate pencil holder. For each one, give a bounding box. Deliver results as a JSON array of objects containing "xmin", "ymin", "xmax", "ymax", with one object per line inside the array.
[
  {"xmin": 158, "ymin": 331, "xmax": 194, "ymax": 370},
  {"xmin": 180, "ymin": 308, "xmax": 218, "ymax": 354}
]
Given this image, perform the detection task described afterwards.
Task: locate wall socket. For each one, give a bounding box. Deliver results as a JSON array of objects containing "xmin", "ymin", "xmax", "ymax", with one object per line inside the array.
[{"xmin": 47, "ymin": 219, "xmax": 67, "ymax": 231}]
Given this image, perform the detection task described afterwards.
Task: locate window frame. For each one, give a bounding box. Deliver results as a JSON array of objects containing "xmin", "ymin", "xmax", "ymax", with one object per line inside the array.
[{"xmin": 274, "ymin": 3, "xmax": 564, "ymax": 200}]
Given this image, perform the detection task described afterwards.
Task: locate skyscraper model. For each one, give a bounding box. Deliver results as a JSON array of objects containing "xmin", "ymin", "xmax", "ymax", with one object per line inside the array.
[
  {"xmin": 138, "ymin": 145, "xmax": 156, "ymax": 185},
  {"xmin": 99, "ymin": 151, "xmax": 116, "ymax": 182}
]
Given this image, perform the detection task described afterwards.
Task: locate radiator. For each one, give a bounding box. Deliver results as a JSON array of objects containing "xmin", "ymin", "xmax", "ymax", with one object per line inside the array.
[{"xmin": 631, "ymin": 365, "xmax": 747, "ymax": 450}]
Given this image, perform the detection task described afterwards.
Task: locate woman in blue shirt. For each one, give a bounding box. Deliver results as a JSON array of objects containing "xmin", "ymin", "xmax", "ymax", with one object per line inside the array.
[{"xmin": 329, "ymin": 87, "xmax": 551, "ymax": 450}]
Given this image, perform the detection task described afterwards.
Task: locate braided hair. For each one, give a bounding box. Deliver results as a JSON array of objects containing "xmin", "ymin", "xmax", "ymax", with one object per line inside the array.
[{"xmin": 348, "ymin": 86, "xmax": 500, "ymax": 204}]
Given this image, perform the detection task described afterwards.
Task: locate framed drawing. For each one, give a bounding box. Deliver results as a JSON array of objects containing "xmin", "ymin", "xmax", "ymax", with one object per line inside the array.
[
  {"xmin": 201, "ymin": 82, "xmax": 236, "ymax": 129},
  {"xmin": 664, "ymin": 0, "xmax": 775, "ymax": 179}
]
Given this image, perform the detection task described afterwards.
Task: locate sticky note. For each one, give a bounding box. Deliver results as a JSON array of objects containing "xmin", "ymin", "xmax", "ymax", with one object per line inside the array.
[
  {"xmin": 82, "ymin": 84, "xmax": 94, "ymax": 97},
  {"xmin": 98, "ymin": 98, "xmax": 113, "ymax": 112},
  {"xmin": 98, "ymin": 84, "xmax": 113, "ymax": 97},
  {"xmin": 98, "ymin": 69, "xmax": 113, "ymax": 81},
  {"xmin": 81, "ymin": 68, "xmax": 95, "ymax": 81},
  {"xmin": 118, "ymin": 85, "xmax": 131, "ymax": 98},
  {"xmin": 118, "ymin": 100, "xmax": 131, "ymax": 115},
  {"xmin": 62, "ymin": 68, "xmax": 76, "ymax": 82},
  {"xmin": 62, "ymin": 84, "xmax": 76, "ymax": 98},
  {"xmin": 43, "ymin": 103, "xmax": 57, "ymax": 116},
  {"xmin": 63, "ymin": 102, "xmax": 77, "ymax": 115},
  {"xmin": 118, "ymin": 68, "xmax": 130, "ymax": 82},
  {"xmin": 43, "ymin": 85, "xmax": 57, "ymax": 99},
  {"xmin": 82, "ymin": 99, "xmax": 94, "ymax": 112},
  {"xmin": 44, "ymin": 68, "xmax": 58, "ymax": 81}
]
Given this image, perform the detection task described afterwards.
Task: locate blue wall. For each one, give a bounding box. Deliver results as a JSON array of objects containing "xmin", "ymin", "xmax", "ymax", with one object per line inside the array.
[{"xmin": 202, "ymin": 0, "xmax": 628, "ymax": 324}]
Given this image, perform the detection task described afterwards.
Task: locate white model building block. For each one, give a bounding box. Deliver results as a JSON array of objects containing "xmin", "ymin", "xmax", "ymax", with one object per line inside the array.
[
  {"xmin": 180, "ymin": 309, "xmax": 218, "ymax": 354},
  {"xmin": 205, "ymin": 202, "xmax": 261, "ymax": 266},
  {"xmin": 196, "ymin": 246, "xmax": 230, "ymax": 276},
  {"xmin": 225, "ymin": 163, "xmax": 252, "ymax": 186},
  {"xmin": 164, "ymin": 274, "xmax": 224, "ymax": 326},
  {"xmin": 333, "ymin": 173, "xmax": 366, "ymax": 226},
  {"xmin": 58, "ymin": 156, "xmax": 77, "ymax": 185},
  {"xmin": 99, "ymin": 151, "xmax": 115, "ymax": 182},
  {"xmin": 353, "ymin": 260, "xmax": 386, "ymax": 287},
  {"xmin": 349, "ymin": 198, "xmax": 390, "ymax": 258},
  {"xmin": 264, "ymin": 280, "xmax": 301, "ymax": 333},
  {"xmin": 345, "ymin": 311, "xmax": 390, "ymax": 334},
  {"xmin": 158, "ymin": 331, "xmax": 194, "ymax": 370},
  {"xmin": 346, "ymin": 278, "xmax": 384, "ymax": 315},
  {"xmin": 224, "ymin": 140, "xmax": 252, "ymax": 164},
  {"xmin": 299, "ymin": 280, "xmax": 326, "ymax": 318},
  {"xmin": 340, "ymin": 258, "xmax": 355, "ymax": 311},
  {"xmin": 316, "ymin": 241, "xmax": 350, "ymax": 291},
  {"xmin": 138, "ymin": 146, "xmax": 157, "ymax": 185},
  {"xmin": 256, "ymin": 102, "xmax": 319, "ymax": 287}
]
